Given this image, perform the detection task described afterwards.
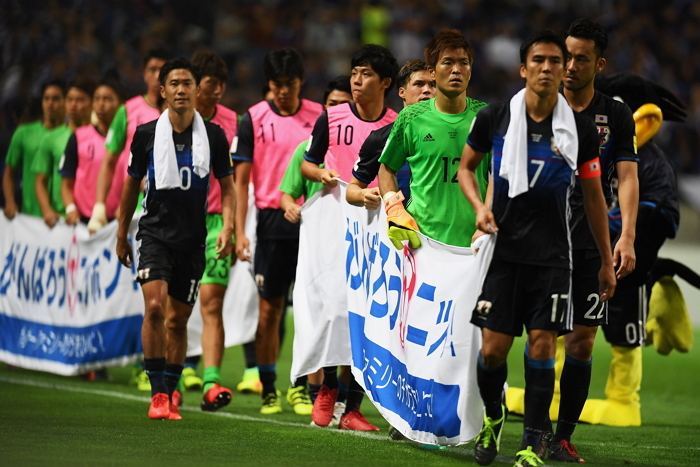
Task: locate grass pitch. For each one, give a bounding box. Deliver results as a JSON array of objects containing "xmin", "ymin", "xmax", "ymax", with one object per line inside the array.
[{"xmin": 1, "ymin": 316, "xmax": 698, "ymax": 467}]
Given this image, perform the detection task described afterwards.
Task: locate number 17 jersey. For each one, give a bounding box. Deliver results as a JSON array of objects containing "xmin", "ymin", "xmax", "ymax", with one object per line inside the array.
[{"xmin": 379, "ymin": 97, "xmax": 490, "ymax": 247}]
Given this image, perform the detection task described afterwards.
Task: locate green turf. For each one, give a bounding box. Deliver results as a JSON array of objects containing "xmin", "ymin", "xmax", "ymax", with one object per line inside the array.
[{"xmin": 1, "ymin": 314, "xmax": 698, "ymax": 466}]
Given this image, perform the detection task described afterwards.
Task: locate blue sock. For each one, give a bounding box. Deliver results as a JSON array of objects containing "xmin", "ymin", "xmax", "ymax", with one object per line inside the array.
[
  {"xmin": 144, "ymin": 357, "xmax": 167, "ymax": 397},
  {"xmin": 258, "ymin": 364, "xmax": 276, "ymax": 396}
]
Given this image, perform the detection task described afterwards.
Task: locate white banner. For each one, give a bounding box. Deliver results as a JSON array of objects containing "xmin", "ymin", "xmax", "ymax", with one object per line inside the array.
[
  {"xmin": 292, "ymin": 181, "xmax": 483, "ymax": 445},
  {"xmin": 0, "ymin": 214, "xmax": 143, "ymax": 375}
]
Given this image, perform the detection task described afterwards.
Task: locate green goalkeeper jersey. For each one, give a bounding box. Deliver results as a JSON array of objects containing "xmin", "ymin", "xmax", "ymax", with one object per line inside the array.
[
  {"xmin": 32, "ymin": 124, "xmax": 72, "ymax": 214},
  {"xmin": 379, "ymin": 97, "xmax": 490, "ymax": 247}
]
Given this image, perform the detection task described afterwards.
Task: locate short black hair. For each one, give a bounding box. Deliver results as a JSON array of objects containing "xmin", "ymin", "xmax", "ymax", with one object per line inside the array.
[
  {"xmin": 396, "ymin": 59, "xmax": 429, "ymax": 90},
  {"xmin": 567, "ymin": 18, "xmax": 609, "ymax": 57},
  {"xmin": 68, "ymin": 75, "xmax": 97, "ymax": 99},
  {"xmin": 263, "ymin": 48, "xmax": 305, "ymax": 82},
  {"xmin": 351, "ymin": 44, "xmax": 399, "ymax": 97},
  {"xmin": 323, "ymin": 75, "xmax": 352, "ymax": 103},
  {"xmin": 144, "ymin": 47, "xmax": 173, "ymax": 66},
  {"xmin": 41, "ymin": 79, "xmax": 66, "ymax": 97},
  {"xmin": 191, "ymin": 50, "xmax": 228, "ymax": 83},
  {"xmin": 520, "ymin": 29, "xmax": 568, "ymax": 64},
  {"xmin": 98, "ymin": 69, "xmax": 126, "ymax": 102},
  {"xmin": 159, "ymin": 57, "xmax": 201, "ymax": 86}
]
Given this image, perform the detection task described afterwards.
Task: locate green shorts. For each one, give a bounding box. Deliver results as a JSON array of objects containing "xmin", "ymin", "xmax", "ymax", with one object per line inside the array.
[{"xmin": 201, "ymin": 213, "xmax": 234, "ymax": 286}]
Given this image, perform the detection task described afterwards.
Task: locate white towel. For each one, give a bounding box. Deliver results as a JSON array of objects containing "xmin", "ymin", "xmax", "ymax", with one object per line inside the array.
[
  {"xmin": 500, "ymin": 88, "xmax": 578, "ymax": 198},
  {"xmin": 154, "ymin": 109, "xmax": 210, "ymax": 190}
]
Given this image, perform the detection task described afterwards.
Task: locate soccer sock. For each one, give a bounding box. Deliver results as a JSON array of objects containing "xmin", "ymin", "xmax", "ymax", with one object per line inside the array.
[
  {"xmin": 323, "ymin": 366, "xmax": 339, "ymax": 390},
  {"xmin": 522, "ymin": 358, "xmax": 555, "ymax": 448},
  {"xmin": 184, "ymin": 355, "xmax": 200, "ymax": 369},
  {"xmin": 164, "ymin": 363, "xmax": 184, "ymax": 398},
  {"xmin": 202, "ymin": 366, "xmax": 221, "ymax": 394},
  {"xmin": 293, "ymin": 375, "xmax": 307, "ymax": 388},
  {"xmin": 258, "ymin": 364, "xmax": 277, "ymax": 396},
  {"xmin": 144, "ymin": 357, "xmax": 167, "ymax": 397},
  {"xmin": 309, "ymin": 383, "xmax": 322, "ymax": 402},
  {"xmin": 554, "ymin": 355, "xmax": 593, "ymax": 443},
  {"xmin": 337, "ymin": 380, "xmax": 349, "ymax": 404},
  {"xmin": 343, "ymin": 374, "xmax": 365, "ymax": 414},
  {"xmin": 476, "ymin": 352, "xmax": 507, "ymax": 421},
  {"xmin": 243, "ymin": 341, "xmax": 257, "ymax": 369}
]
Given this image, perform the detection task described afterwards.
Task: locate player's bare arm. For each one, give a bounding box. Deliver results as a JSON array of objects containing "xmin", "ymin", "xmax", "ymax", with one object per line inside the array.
[
  {"xmin": 458, "ymin": 144, "xmax": 498, "ymax": 233},
  {"xmin": 217, "ymin": 174, "xmax": 236, "ymax": 260},
  {"xmin": 471, "ymin": 173, "xmax": 494, "ymax": 245},
  {"xmin": 580, "ymin": 175, "xmax": 616, "ymax": 301},
  {"xmin": 300, "ymin": 159, "xmax": 338, "ymax": 188},
  {"xmin": 280, "ymin": 192, "xmax": 301, "ymax": 223},
  {"xmin": 346, "ymin": 176, "xmax": 380, "ymax": 210},
  {"xmin": 116, "ymin": 175, "xmax": 141, "ymax": 267},
  {"xmin": 377, "ymin": 163, "xmax": 398, "ymax": 197},
  {"xmin": 89, "ymin": 149, "xmax": 119, "ymax": 233},
  {"xmin": 35, "ymin": 173, "xmax": 59, "ymax": 228},
  {"xmin": 233, "ymin": 160, "xmax": 252, "ymax": 262},
  {"xmin": 2, "ymin": 165, "xmax": 18, "ymax": 219},
  {"xmin": 60, "ymin": 178, "xmax": 79, "ymax": 225},
  {"xmin": 614, "ymin": 160, "xmax": 639, "ymax": 278}
]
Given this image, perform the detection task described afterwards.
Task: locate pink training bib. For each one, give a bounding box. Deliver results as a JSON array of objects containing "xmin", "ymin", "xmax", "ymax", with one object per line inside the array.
[
  {"xmin": 112, "ymin": 96, "xmax": 161, "ymax": 201},
  {"xmin": 326, "ymin": 104, "xmax": 397, "ymax": 188},
  {"xmin": 73, "ymin": 125, "xmax": 121, "ymax": 218},
  {"xmin": 249, "ymin": 99, "xmax": 323, "ymax": 209},
  {"xmin": 207, "ymin": 104, "xmax": 238, "ymax": 214}
]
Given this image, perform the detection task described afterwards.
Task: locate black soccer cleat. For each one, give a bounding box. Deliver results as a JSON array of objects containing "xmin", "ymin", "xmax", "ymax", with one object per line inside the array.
[
  {"xmin": 474, "ymin": 405, "xmax": 506, "ymax": 466},
  {"xmin": 549, "ymin": 439, "xmax": 586, "ymax": 463}
]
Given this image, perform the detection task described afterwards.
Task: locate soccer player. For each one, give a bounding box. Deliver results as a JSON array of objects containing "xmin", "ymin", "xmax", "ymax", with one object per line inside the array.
[
  {"xmin": 115, "ymin": 57, "xmax": 235, "ymax": 420},
  {"xmin": 3, "ymin": 80, "xmax": 65, "ymax": 220},
  {"xmin": 301, "ymin": 44, "xmax": 399, "ymax": 431},
  {"xmin": 378, "ymin": 29, "xmax": 489, "ymax": 249},
  {"xmin": 33, "ymin": 76, "xmax": 95, "ymax": 227},
  {"xmin": 278, "ymin": 75, "xmax": 352, "ymax": 416},
  {"xmin": 231, "ymin": 48, "xmax": 323, "ymax": 414},
  {"xmin": 59, "ymin": 73, "xmax": 125, "ymax": 224},
  {"xmin": 547, "ymin": 19, "xmax": 638, "ymax": 462},
  {"xmin": 346, "ymin": 58, "xmax": 436, "ymax": 208},
  {"xmin": 89, "ymin": 48, "xmax": 172, "ymax": 233},
  {"xmin": 188, "ymin": 50, "xmax": 239, "ymax": 412},
  {"xmin": 457, "ymin": 30, "xmax": 615, "ymax": 467}
]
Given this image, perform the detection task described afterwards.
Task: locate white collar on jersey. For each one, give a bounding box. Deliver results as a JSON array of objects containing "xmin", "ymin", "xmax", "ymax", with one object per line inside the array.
[
  {"xmin": 500, "ymin": 88, "xmax": 578, "ymax": 198},
  {"xmin": 154, "ymin": 108, "xmax": 210, "ymax": 190}
]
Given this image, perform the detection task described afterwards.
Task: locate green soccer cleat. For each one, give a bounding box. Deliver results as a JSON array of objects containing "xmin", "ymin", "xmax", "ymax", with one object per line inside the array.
[
  {"xmin": 182, "ymin": 367, "xmax": 203, "ymax": 392},
  {"xmin": 514, "ymin": 446, "xmax": 545, "ymax": 467},
  {"xmin": 474, "ymin": 405, "xmax": 506, "ymax": 466},
  {"xmin": 132, "ymin": 367, "xmax": 151, "ymax": 392},
  {"xmin": 260, "ymin": 391, "xmax": 282, "ymax": 414},
  {"xmin": 286, "ymin": 385, "xmax": 313, "ymax": 415},
  {"xmin": 236, "ymin": 367, "xmax": 262, "ymax": 395}
]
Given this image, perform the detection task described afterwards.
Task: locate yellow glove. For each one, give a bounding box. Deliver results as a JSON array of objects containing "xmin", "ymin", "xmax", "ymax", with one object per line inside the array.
[{"xmin": 384, "ymin": 191, "xmax": 421, "ymax": 250}]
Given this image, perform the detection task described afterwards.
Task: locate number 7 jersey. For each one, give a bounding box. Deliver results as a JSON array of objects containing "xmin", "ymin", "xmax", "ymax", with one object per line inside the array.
[{"xmin": 379, "ymin": 97, "xmax": 490, "ymax": 247}]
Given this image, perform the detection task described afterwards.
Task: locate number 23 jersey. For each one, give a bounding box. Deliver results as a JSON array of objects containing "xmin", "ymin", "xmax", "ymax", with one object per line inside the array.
[{"xmin": 127, "ymin": 119, "xmax": 233, "ymax": 250}]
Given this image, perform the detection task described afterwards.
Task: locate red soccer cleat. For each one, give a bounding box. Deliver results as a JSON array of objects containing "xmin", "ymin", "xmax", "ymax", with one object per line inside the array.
[
  {"xmin": 201, "ymin": 383, "xmax": 233, "ymax": 412},
  {"xmin": 311, "ymin": 386, "xmax": 338, "ymax": 427},
  {"xmin": 148, "ymin": 393, "xmax": 170, "ymax": 420},
  {"xmin": 339, "ymin": 409, "xmax": 380, "ymax": 431},
  {"xmin": 172, "ymin": 390, "xmax": 183, "ymax": 408},
  {"xmin": 168, "ymin": 402, "xmax": 182, "ymax": 420}
]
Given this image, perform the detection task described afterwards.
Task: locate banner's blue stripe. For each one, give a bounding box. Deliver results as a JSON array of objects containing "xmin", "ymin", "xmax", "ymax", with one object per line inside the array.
[{"xmin": 0, "ymin": 313, "xmax": 143, "ymax": 364}]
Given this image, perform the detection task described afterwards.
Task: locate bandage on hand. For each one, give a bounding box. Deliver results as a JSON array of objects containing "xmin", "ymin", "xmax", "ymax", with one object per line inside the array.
[{"xmin": 87, "ymin": 202, "xmax": 107, "ymax": 233}]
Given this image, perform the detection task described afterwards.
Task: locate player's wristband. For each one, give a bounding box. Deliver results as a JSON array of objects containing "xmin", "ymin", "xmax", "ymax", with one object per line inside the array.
[{"xmin": 65, "ymin": 203, "xmax": 77, "ymax": 214}]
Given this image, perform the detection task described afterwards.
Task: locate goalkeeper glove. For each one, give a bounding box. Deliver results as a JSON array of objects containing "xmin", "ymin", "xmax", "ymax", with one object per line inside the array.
[{"xmin": 384, "ymin": 191, "xmax": 420, "ymax": 250}]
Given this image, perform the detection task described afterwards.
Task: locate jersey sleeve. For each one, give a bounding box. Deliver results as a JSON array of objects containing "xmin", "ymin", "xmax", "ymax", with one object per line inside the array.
[
  {"xmin": 279, "ymin": 141, "xmax": 307, "ymax": 199},
  {"xmin": 304, "ymin": 111, "xmax": 330, "ymax": 165},
  {"xmin": 612, "ymin": 103, "xmax": 638, "ymax": 164},
  {"xmin": 576, "ymin": 116, "xmax": 602, "ymax": 179},
  {"xmin": 5, "ymin": 125, "xmax": 26, "ymax": 168},
  {"xmin": 378, "ymin": 115, "xmax": 409, "ymax": 173},
  {"xmin": 58, "ymin": 133, "xmax": 78, "ymax": 178},
  {"xmin": 30, "ymin": 135, "xmax": 53, "ymax": 175},
  {"xmin": 353, "ymin": 125, "xmax": 389, "ymax": 184},
  {"xmin": 127, "ymin": 125, "xmax": 149, "ymax": 180},
  {"xmin": 231, "ymin": 111, "xmax": 253, "ymax": 163},
  {"xmin": 105, "ymin": 104, "xmax": 127, "ymax": 154},
  {"xmin": 210, "ymin": 125, "xmax": 234, "ymax": 179},
  {"xmin": 466, "ymin": 106, "xmax": 494, "ymax": 154}
]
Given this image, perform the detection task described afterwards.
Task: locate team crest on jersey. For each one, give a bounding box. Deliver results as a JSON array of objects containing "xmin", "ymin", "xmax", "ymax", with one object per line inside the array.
[
  {"xmin": 138, "ymin": 268, "xmax": 150, "ymax": 280},
  {"xmin": 475, "ymin": 300, "xmax": 492, "ymax": 316},
  {"xmin": 597, "ymin": 126, "xmax": 610, "ymax": 146},
  {"xmin": 550, "ymin": 137, "xmax": 563, "ymax": 158}
]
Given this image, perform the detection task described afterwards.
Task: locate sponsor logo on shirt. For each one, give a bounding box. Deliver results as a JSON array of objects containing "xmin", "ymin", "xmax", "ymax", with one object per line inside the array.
[
  {"xmin": 422, "ymin": 133, "xmax": 435, "ymax": 142},
  {"xmin": 597, "ymin": 126, "xmax": 610, "ymax": 146},
  {"xmin": 304, "ymin": 122, "xmax": 312, "ymax": 128},
  {"xmin": 595, "ymin": 114, "xmax": 608, "ymax": 124}
]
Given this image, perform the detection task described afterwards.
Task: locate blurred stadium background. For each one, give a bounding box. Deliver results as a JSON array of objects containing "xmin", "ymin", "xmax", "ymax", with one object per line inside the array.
[{"xmin": 1, "ymin": 0, "xmax": 699, "ymax": 321}]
